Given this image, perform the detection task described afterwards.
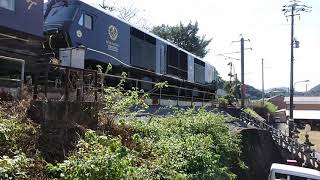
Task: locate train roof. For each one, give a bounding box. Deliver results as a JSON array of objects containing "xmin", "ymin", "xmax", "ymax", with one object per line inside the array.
[{"xmin": 68, "ymin": 0, "xmax": 214, "ymax": 67}]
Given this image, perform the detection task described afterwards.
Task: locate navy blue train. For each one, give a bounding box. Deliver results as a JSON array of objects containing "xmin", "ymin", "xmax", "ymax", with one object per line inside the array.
[
  {"xmin": 0, "ymin": 0, "xmax": 217, "ymax": 95},
  {"xmin": 0, "ymin": 0, "xmax": 44, "ymax": 76}
]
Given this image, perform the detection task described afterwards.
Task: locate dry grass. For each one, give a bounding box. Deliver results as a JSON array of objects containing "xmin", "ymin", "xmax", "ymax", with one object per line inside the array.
[{"xmin": 297, "ymin": 129, "xmax": 320, "ymax": 152}]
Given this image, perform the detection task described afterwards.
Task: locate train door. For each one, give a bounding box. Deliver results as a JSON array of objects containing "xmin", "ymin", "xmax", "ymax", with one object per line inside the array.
[
  {"xmin": 156, "ymin": 40, "xmax": 166, "ymax": 75},
  {"xmin": 160, "ymin": 44, "xmax": 166, "ymax": 74},
  {"xmin": 205, "ymin": 63, "xmax": 213, "ymax": 84},
  {"xmin": 75, "ymin": 11, "xmax": 96, "ymax": 48},
  {"xmin": 188, "ymin": 55, "xmax": 194, "ymax": 83}
]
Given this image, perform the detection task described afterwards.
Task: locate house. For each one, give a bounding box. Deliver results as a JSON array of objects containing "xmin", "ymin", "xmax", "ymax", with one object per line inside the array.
[
  {"xmin": 284, "ymin": 97, "xmax": 320, "ymax": 127},
  {"xmin": 284, "ymin": 97, "xmax": 320, "ymax": 111},
  {"xmin": 266, "ymin": 95, "xmax": 286, "ymax": 110}
]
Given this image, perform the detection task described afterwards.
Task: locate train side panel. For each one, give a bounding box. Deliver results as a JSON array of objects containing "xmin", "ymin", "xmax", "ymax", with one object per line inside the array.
[{"xmin": 0, "ymin": 0, "xmax": 43, "ymax": 38}]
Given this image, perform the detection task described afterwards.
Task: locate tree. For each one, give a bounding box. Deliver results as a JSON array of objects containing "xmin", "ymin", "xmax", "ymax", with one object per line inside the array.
[
  {"xmin": 100, "ymin": 0, "xmax": 149, "ymax": 30},
  {"xmin": 151, "ymin": 21, "xmax": 212, "ymax": 58}
]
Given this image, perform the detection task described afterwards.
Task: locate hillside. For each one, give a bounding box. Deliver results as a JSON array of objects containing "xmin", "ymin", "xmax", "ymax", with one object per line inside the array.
[
  {"xmin": 307, "ymin": 84, "xmax": 320, "ymax": 96},
  {"xmin": 246, "ymin": 84, "xmax": 263, "ymax": 100},
  {"xmin": 0, "ymin": 85, "xmax": 245, "ymax": 179},
  {"xmin": 263, "ymin": 84, "xmax": 320, "ymax": 97},
  {"xmin": 217, "ymin": 76, "xmax": 262, "ymax": 100}
]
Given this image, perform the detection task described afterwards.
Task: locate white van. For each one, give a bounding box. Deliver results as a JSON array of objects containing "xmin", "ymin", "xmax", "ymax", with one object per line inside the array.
[{"xmin": 269, "ymin": 163, "xmax": 320, "ymax": 180}]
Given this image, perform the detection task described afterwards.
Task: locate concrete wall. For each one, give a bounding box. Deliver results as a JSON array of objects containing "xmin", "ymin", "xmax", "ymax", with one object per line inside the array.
[
  {"xmin": 234, "ymin": 128, "xmax": 293, "ymax": 180},
  {"xmin": 28, "ymin": 101, "xmax": 99, "ymax": 162}
]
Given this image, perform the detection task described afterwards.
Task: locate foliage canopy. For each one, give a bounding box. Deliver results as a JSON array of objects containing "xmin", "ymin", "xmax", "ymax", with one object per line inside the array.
[{"xmin": 152, "ymin": 21, "xmax": 212, "ymax": 58}]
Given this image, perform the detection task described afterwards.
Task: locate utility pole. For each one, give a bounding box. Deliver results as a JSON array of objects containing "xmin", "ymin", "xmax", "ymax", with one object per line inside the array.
[
  {"xmin": 222, "ymin": 37, "xmax": 251, "ymax": 108},
  {"xmin": 228, "ymin": 62, "xmax": 233, "ymax": 82},
  {"xmin": 262, "ymin": 58, "xmax": 265, "ymax": 106},
  {"xmin": 306, "ymin": 84, "xmax": 308, "ymax": 93},
  {"xmin": 282, "ymin": 0, "xmax": 311, "ymax": 137},
  {"xmin": 238, "ymin": 37, "xmax": 251, "ymax": 108},
  {"xmin": 241, "ymin": 38, "xmax": 245, "ymax": 108}
]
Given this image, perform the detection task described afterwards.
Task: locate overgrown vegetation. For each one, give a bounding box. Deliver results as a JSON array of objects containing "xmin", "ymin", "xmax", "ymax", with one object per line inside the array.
[
  {"xmin": 253, "ymin": 101, "xmax": 278, "ymax": 114},
  {"xmin": 0, "ymin": 101, "xmax": 48, "ymax": 179},
  {"xmin": 0, "ymin": 115, "xmax": 31, "ymax": 179},
  {"xmin": 47, "ymin": 109, "xmax": 243, "ymax": 180},
  {"xmin": 244, "ymin": 108, "xmax": 259, "ymax": 118},
  {"xmin": 0, "ymin": 76, "xmax": 244, "ymax": 179},
  {"xmin": 218, "ymin": 96, "xmax": 228, "ymax": 108},
  {"xmin": 246, "ymin": 101, "xmax": 278, "ymax": 120}
]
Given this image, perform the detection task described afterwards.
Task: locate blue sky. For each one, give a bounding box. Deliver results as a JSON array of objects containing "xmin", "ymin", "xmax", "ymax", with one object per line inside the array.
[{"xmin": 45, "ymin": 0, "xmax": 320, "ymax": 91}]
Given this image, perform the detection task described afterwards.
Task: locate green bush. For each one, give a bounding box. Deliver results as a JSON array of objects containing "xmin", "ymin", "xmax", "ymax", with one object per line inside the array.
[
  {"xmin": 47, "ymin": 130, "xmax": 150, "ymax": 180},
  {"xmin": 128, "ymin": 108, "xmax": 243, "ymax": 179},
  {"xmin": 0, "ymin": 154, "xmax": 30, "ymax": 179},
  {"xmin": 244, "ymin": 108, "xmax": 259, "ymax": 118},
  {"xmin": 48, "ymin": 108, "xmax": 243, "ymax": 180},
  {"xmin": 218, "ymin": 97, "xmax": 228, "ymax": 108},
  {"xmin": 0, "ymin": 112, "xmax": 37, "ymax": 179},
  {"xmin": 0, "ymin": 118, "xmax": 25, "ymax": 153},
  {"xmin": 253, "ymin": 101, "xmax": 278, "ymax": 113},
  {"xmin": 47, "ymin": 77, "xmax": 244, "ymax": 180}
]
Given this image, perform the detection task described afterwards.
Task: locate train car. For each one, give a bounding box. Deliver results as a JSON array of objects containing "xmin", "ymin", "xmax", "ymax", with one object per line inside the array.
[
  {"xmin": 44, "ymin": 0, "xmax": 217, "ymax": 95},
  {"xmin": 0, "ymin": 0, "xmax": 44, "ymax": 79}
]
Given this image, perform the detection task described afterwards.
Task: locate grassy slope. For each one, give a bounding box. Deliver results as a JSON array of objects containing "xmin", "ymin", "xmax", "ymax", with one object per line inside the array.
[{"xmin": 0, "ymin": 103, "xmax": 244, "ymax": 180}]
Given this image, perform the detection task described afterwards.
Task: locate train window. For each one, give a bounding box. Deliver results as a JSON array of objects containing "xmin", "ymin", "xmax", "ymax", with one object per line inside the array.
[
  {"xmin": 0, "ymin": 0, "xmax": 15, "ymax": 11},
  {"xmin": 167, "ymin": 45, "xmax": 178, "ymax": 67},
  {"xmin": 131, "ymin": 27, "xmax": 156, "ymax": 45},
  {"xmin": 45, "ymin": 5, "xmax": 77, "ymax": 23},
  {"xmin": 131, "ymin": 28, "xmax": 144, "ymax": 40},
  {"xmin": 145, "ymin": 34, "xmax": 156, "ymax": 45},
  {"xmin": 78, "ymin": 14, "xmax": 83, "ymax": 26},
  {"xmin": 77, "ymin": 14, "xmax": 93, "ymax": 30},
  {"xmin": 179, "ymin": 51, "xmax": 188, "ymax": 71},
  {"xmin": 84, "ymin": 14, "xmax": 93, "ymax": 30},
  {"xmin": 194, "ymin": 58, "xmax": 205, "ymax": 66}
]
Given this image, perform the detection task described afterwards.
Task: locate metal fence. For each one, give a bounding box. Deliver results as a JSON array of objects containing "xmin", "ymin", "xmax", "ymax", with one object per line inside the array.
[
  {"xmin": 33, "ymin": 64, "xmax": 216, "ymax": 106},
  {"xmin": 240, "ymin": 110, "xmax": 320, "ymax": 170}
]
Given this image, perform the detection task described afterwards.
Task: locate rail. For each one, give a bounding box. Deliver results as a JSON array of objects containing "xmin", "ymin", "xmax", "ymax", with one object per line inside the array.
[{"xmin": 240, "ymin": 110, "xmax": 320, "ymax": 170}]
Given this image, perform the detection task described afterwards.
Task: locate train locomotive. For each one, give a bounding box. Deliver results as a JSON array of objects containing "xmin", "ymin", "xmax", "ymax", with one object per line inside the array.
[
  {"xmin": 0, "ymin": 0, "xmax": 44, "ymax": 81},
  {"xmin": 0, "ymin": 0, "xmax": 217, "ymax": 99}
]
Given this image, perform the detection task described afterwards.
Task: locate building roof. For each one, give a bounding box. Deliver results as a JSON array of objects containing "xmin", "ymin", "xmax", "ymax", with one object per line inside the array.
[
  {"xmin": 284, "ymin": 97, "xmax": 320, "ymax": 105},
  {"xmin": 286, "ymin": 110, "xmax": 320, "ymax": 120},
  {"xmin": 266, "ymin": 95, "xmax": 283, "ymax": 101}
]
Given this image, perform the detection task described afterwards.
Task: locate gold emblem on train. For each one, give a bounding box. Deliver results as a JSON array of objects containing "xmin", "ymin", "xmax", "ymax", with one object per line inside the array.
[
  {"xmin": 26, "ymin": 0, "xmax": 37, "ymax": 10},
  {"xmin": 108, "ymin": 25, "xmax": 118, "ymax": 41}
]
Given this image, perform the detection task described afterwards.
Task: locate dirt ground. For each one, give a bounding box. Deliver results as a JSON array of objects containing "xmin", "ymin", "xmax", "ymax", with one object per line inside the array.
[{"xmin": 298, "ymin": 129, "xmax": 320, "ymax": 152}]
